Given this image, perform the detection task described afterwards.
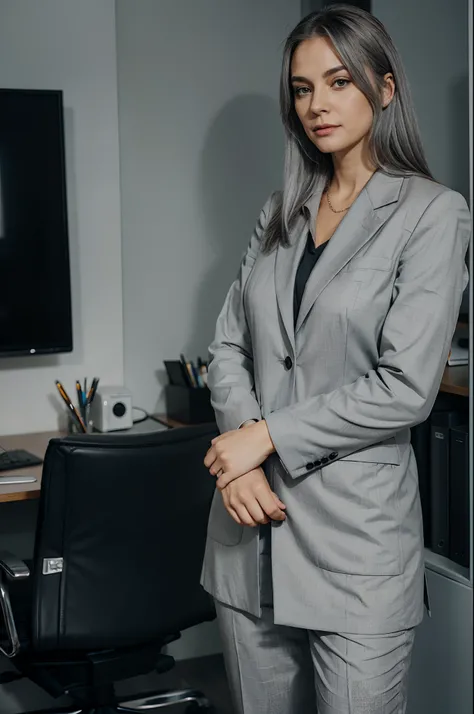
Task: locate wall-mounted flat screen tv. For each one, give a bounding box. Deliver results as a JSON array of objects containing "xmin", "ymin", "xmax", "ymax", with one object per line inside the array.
[{"xmin": 0, "ymin": 89, "xmax": 72, "ymax": 357}]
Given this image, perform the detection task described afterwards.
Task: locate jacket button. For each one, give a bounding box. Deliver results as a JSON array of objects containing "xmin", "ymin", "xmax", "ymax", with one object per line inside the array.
[
  {"xmin": 305, "ymin": 462, "xmax": 314, "ymax": 470},
  {"xmin": 314, "ymin": 460, "xmax": 322, "ymax": 467},
  {"xmin": 321, "ymin": 457, "xmax": 329, "ymax": 464},
  {"xmin": 284, "ymin": 356, "xmax": 293, "ymax": 370},
  {"xmin": 329, "ymin": 452, "xmax": 338, "ymax": 459}
]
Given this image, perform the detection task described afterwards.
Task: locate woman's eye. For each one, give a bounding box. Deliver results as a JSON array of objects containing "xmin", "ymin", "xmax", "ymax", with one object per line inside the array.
[
  {"xmin": 333, "ymin": 78, "xmax": 350, "ymax": 88},
  {"xmin": 294, "ymin": 86, "xmax": 310, "ymax": 97}
]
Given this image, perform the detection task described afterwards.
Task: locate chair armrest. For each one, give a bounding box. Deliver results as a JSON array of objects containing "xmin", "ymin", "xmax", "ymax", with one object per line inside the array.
[
  {"xmin": 0, "ymin": 551, "xmax": 30, "ymax": 580},
  {"xmin": 0, "ymin": 552, "xmax": 29, "ymax": 658}
]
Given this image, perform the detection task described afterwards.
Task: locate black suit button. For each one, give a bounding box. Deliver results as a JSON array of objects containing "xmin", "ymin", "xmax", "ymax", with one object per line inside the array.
[
  {"xmin": 314, "ymin": 460, "xmax": 322, "ymax": 467},
  {"xmin": 329, "ymin": 452, "xmax": 338, "ymax": 459},
  {"xmin": 305, "ymin": 462, "xmax": 314, "ymax": 470},
  {"xmin": 321, "ymin": 457, "xmax": 329, "ymax": 464},
  {"xmin": 284, "ymin": 356, "xmax": 293, "ymax": 370}
]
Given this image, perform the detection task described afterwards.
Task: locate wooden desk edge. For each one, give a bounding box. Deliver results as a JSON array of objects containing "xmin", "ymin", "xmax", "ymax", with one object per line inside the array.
[
  {"xmin": 440, "ymin": 365, "xmax": 469, "ymax": 397},
  {"xmin": 0, "ymin": 488, "xmax": 41, "ymax": 503}
]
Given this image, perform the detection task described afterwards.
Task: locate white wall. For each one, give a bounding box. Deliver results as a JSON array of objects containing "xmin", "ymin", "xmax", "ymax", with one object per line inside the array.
[
  {"xmin": 0, "ymin": 0, "xmax": 123, "ymax": 435},
  {"xmin": 116, "ymin": 0, "xmax": 299, "ymax": 416}
]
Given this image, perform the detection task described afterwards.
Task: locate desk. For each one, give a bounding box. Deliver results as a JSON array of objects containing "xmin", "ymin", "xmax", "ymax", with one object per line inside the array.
[
  {"xmin": 440, "ymin": 364, "xmax": 469, "ymax": 398},
  {"xmin": 0, "ymin": 415, "xmax": 175, "ymax": 504}
]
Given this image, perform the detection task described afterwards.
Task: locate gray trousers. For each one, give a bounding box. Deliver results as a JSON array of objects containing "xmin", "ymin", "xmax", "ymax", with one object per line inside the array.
[{"xmin": 214, "ymin": 527, "xmax": 416, "ymax": 714}]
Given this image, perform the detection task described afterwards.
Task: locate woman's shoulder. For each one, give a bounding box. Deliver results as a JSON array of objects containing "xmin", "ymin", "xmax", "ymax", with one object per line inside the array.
[{"xmin": 401, "ymin": 174, "xmax": 470, "ymax": 232}]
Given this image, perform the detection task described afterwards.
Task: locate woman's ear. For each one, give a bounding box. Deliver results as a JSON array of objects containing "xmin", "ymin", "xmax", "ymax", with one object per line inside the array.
[{"xmin": 382, "ymin": 72, "xmax": 395, "ymax": 109}]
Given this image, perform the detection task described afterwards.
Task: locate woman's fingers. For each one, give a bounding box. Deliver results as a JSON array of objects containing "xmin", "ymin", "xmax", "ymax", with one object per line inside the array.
[
  {"xmin": 242, "ymin": 498, "xmax": 269, "ymax": 526},
  {"xmin": 273, "ymin": 493, "xmax": 287, "ymax": 510},
  {"xmin": 234, "ymin": 505, "xmax": 259, "ymax": 527},
  {"xmin": 225, "ymin": 489, "xmax": 266, "ymax": 526},
  {"xmin": 221, "ymin": 489, "xmax": 242, "ymax": 525},
  {"xmin": 219, "ymin": 469, "xmax": 286, "ymax": 527},
  {"xmin": 257, "ymin": 490, "xmax": 286, "ymax": 521},
  {"xmin": 222, "ymin": 488, "xmax": 258, "ymax": 526}
]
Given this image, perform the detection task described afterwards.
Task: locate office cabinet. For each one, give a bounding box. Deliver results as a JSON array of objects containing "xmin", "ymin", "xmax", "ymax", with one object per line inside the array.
[{"xmin": 407, "ymin": 570, "xmax": 473, "ymax": 714}]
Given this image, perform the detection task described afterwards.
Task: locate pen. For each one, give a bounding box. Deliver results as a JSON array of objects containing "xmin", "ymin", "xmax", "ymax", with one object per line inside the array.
[
  {"xmin": 180, "ymin": 353, "xmax": 196, "ymax": 387},
  {"xmin": 55, "ymin": 380, "xmax": 86, "ymax": 433},
  {"xmin": 87, "ymin": 377, "xmax": 100, "ymax": 405},
  {"xmin": 190, "ymin": 361, "xmax": 202, "ymax": 388},
  {"xmin": 76, "ymin": 380, "xmax": 83, "ymax": 409}
]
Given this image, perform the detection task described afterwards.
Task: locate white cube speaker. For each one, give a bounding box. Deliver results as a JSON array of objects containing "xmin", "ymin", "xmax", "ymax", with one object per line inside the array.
[{"xmin": 89, "ymin": 386, "xmax": 133, "ymax": 432}]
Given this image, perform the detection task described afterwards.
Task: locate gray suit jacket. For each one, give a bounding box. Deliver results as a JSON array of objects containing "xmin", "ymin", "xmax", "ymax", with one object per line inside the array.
[{"xmin": 201, "ymin": 169, "xmax": 471, "ymax": 634}]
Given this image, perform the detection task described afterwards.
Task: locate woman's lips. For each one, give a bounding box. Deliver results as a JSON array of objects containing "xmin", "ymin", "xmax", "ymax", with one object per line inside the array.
[{"xmin": 314, "ymin": 125, "xmax": 339, "ymax": 136}]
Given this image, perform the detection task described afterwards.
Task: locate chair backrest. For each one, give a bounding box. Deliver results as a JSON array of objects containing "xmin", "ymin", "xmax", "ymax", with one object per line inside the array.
[{"xmin": 30, "ymin": 423, "xmax": 219, "ymax": 652}]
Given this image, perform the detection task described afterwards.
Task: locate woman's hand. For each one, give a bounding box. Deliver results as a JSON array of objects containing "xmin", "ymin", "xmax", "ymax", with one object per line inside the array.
[
  {"xmin": 204, "ymin": 420, "xmax": 275, "ymax": 488},
  {"xmin": 220, "ymin": 467, "xmax": 286, "ymax": 527}
]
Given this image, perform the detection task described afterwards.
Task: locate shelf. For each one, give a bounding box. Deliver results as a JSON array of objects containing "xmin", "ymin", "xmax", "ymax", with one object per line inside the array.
[
  {"xmin": 439, "ymin": 364, "xmax": 469, "ymax": 397},
  {"xmin": 424, "ymin": 548, "xmax": 471, "ymax": 587}
]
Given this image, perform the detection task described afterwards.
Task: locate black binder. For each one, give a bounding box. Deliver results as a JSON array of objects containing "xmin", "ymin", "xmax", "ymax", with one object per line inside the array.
[
  {"xmin": 411, "ymin": 420, "xmax": 431, "ymax": 546},
  {"xmin": 430, "ymin": 411, "xmax": 464, "ymax": 557},
  {"xmin": 449, "ymin": 424, "xmax": 470, "ymax": 568}
]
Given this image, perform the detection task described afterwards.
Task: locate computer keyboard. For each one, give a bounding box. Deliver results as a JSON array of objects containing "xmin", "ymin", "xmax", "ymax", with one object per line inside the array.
[{"xmin": 0, "ymin": 449, "xmax": 43, "ymax": 472}]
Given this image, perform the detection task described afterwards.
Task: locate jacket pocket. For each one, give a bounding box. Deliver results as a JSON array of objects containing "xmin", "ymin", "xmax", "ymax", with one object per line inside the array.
[
  {"xmin": 207, "ymin": 489, "xmax": 244, "ymax": 546},
  {"xmin": 339, "ymin": 437, "xmax": 401, "ymax": 465},
  {"xmin": 313, "ymin": 459, "xmax": 404, "ymax": 575}
]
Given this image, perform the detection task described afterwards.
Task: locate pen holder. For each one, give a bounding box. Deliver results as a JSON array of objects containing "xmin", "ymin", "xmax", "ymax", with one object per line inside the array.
[
  {"xmin": 165, "ymin": 384, "xmax": 215, "ymax": 424},
  {"xmin": 67, "ymin": 403, "xmax": 94, "ymax": 434}
]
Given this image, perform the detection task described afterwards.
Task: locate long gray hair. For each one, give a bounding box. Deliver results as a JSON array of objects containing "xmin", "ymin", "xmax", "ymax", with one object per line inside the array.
[{"xmin": 263, "ymin": 3, "xmax": 436, "ymax": 253}]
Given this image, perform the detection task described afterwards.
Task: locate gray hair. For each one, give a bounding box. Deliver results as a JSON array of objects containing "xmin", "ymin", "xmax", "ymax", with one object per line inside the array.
[{"xmin": 263, "ymin": 3, "xmax": 436, "ymax": 253}]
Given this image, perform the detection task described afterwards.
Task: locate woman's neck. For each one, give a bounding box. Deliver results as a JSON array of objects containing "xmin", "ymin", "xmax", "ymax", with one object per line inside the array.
[{"xmin": 328, "ymin": 147, "xmax": 377, "ymax": 200}]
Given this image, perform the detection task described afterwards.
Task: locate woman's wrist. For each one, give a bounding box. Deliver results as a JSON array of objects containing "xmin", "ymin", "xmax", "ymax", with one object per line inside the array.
[{"xmin": 252, "ymin": 419, "xmax": 275, "ymax": 458}]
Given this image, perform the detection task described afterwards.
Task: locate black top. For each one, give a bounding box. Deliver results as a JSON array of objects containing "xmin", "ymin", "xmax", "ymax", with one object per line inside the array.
[
  {"xmin": 260, "ymin": 233, "xmax": 329, "ymax": 556},
  {"xmin": 293, "ymin": 232, "xmax": 329, "ymax": 326}
]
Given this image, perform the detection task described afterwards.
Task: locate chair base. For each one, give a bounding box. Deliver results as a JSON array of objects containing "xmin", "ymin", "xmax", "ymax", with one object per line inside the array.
[
  {"xmin": 18, "ymin": 689, "xmax": 214, "ymax": 714},
  {"xmin": 119, "ymin": 688, "xmax": 213, "ymax": 710}
]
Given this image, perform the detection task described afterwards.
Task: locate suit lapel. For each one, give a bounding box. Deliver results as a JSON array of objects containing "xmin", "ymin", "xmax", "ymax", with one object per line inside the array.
[
  {"xmin": 274, "ymin": 170, "xmax": 405, "ymax": 350},
  {"xmin": 294, "ymin": 170, "xmax": 405, "ymax": 334},
  {"xmin": 274, "ymin": 179, "xmax": 325, "ymax": 355}
]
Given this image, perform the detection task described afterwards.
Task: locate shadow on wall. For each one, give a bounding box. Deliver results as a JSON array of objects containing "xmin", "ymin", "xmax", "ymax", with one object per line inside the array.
[
  {"xmin": 184, "ymin": 93, "xmax": 283, "ymax": 359},
  {"xmin": 450, "ymin": 74, "xmax": 470, "ymax": 317},
  {"xmin": 450, "ymin": 74, "xmax": 470, "ymax": 203}
]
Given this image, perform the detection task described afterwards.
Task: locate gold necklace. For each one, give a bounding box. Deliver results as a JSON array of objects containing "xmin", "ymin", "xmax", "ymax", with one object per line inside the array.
[{"xmin": 326, "ymin": 186, "xmax": 354, "ymax": 213}]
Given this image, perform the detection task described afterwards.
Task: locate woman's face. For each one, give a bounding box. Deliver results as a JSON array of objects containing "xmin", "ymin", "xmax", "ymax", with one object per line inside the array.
[{"xmin": 290, "ymin": 35, "xmax": 392, "ymax": 158}]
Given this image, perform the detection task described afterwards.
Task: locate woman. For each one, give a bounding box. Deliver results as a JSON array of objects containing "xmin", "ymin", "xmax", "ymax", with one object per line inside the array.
[{"xmin": 202, "ymin": 4, "xmax": 470, "ymax": 713}]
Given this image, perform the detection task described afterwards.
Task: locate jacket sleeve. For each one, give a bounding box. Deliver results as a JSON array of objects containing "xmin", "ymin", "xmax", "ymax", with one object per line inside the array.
[
  {"xmin": 265, "ymin": 189, "xmax": 471, "ymax": 479},
  {"xmin": 207, "ymin": 192, "xmax": 277, "ymax": 433}
]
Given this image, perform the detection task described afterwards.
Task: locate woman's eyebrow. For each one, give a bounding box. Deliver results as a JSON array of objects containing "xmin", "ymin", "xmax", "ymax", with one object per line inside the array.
[{"xmin": 291, "ymin": 65, "xmax": 347, "ymax": 83}]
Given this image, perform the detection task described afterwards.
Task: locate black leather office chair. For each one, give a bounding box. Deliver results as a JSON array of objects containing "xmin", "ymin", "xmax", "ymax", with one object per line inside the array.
[{"xmin": 0, "ymin": 423, "xmax": 219, "ymax": 713}]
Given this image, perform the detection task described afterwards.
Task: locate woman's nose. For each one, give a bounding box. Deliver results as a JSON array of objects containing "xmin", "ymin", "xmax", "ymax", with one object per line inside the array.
[{"xmin": 309, "ymin": 86, "xmax": 329, "ymax": 115}]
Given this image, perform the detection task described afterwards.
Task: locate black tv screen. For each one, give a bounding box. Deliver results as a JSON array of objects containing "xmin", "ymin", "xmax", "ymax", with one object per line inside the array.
[{"xmin": 0, "ymin": 89, "xmax": 72, "ymax": 357}]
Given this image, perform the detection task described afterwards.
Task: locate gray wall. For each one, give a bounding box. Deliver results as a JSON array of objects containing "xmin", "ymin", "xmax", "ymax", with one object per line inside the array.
[
  {"xmin": 0, "ymin": 0, "xmax": 124, "ymax": 436},
  {"xmin": 116, "ymin": 0, "xmax": 300, "ymax": 416},
  {"xmin": 373, "ymin": 0, "xmax": 470, "ymax": 202},
  {"xmin": 116, "ymin": 0, "xmax": 300, "ymax": 658}
]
